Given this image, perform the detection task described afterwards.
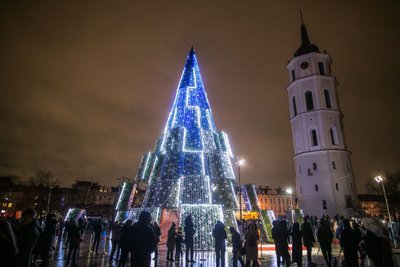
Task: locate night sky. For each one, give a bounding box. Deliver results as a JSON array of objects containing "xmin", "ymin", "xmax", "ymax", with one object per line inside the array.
[{"xmin": 1, "ymin": 1, "xmax": 399, "ymax": 192}]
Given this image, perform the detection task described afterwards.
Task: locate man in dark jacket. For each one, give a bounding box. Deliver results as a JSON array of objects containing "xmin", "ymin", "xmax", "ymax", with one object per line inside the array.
[
  {"xmin": 212, "ymin": 221, "xmax": 227, "ymax": 267},
  {"xmin": 230, "ymin": 227, "xmax": 245, "ymax": 267},
  {"xmin": 92, "ymin": 219, "xmax": 103, "ymax": 254},
  {"xmin": 130, "ymin": 211, "xmax": 157, "ymax": 267},
  {"xmin": 317, "ymin": 218, "xmax": 333, "ymax": 267},
  {"xmin": 301, "ymin": 216, "xmax": 315, "ymax": 266},
  {"xmin": 339, "ymin": 219, "xmax": 359, "ymax": 267},
  {"xmin": 184, "ymin": 214, "xmax": 196, "ymax": 263},
  {"xmin": 16, "ymin": 209, "xmax": 39, "ymax": 267}
]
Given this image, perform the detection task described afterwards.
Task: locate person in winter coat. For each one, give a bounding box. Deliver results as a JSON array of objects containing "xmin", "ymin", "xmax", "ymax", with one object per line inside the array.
[
  {"xmin": 317, "ymin": 218, "xmax": 333, "ymax": 267},
  {"xmin": 0, "ymin": 218, "xmax": 18, "ymax": 267},
  {"xmin": 230, "ymin": 227, "xmax": 245, "ymax": 267},
  {"xmin": 39, "ymin": 213, "xmax": 57, "ymax": 267},
  {"xmin": 92, "ymin": 219, "xmax": 103, "ymax": 254},
  {"xmin": 339, "ymin": 219, "xmax": 359, "ymax": 267},
  {"xmin": 301, "ymin": 216, "xmax": 315, "ymax": 265},
  {"xmin": 15, "ymin": 209, "xmax": 39, "ymax": 267},
  {"xmin": 175, "ymin": 227, "xmax": 184, "ymax": 260},
  {"xmin": 272, "ymin": 220, "xmax": 291, "ymax": 267},
  {"xmin": 184, "ymin": 214, "xmax": 196, "ymax": 263},
  {"xmin": 109, "ymin": 220, "xmax": 122, "ymax": 264},
  {"xmin": 118, "ymin": 219, "xmax": 133, "ymax": 267},
  {"xmin": 166, "ymin": 222, "xmax": 176, "ymax": 261},
  {"xmin": 130, "ymin": 211, "xmax": 157, "ymax": 267},
  {"xmin": 244, "ymin": 222, "xmax": 259, "ymax": 267},
  {"xmin": 152, "ymin": 221, "xmax": 161, "ymax": 260},
  {"xmin": 290, "ymin": 222, "xmax": 302, "ymax": 267},
  {"xmin": 66, "ymin": 221, "xmax": 82, "ymax": 267},
  {"xmin": 212, "ymin": 220, "xmax": 227, "ymax": 267}
]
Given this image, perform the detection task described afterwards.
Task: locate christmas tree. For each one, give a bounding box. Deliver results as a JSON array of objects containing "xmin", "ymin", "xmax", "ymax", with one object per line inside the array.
[{"xmin": 116, "ymin": 48, "xmax": 238, "ymax": 249}]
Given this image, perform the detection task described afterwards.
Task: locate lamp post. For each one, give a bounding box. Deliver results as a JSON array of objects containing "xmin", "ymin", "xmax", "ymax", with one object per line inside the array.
[
  {"xmin": 286, "ymin": 187, "xmax": 294, "ymax": 223},
  {"xmin": 375, "ymin": 176, "xmax": 397, "ymax": 248},
  {"xmin": 236, "ymin": 157, "xmax": 245, "ymax": 234}
]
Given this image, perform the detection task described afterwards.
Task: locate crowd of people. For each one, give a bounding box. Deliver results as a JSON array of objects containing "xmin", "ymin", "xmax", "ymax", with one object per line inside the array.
[{"xmin": 0, "ymin": 207, "xmax": 398, "ymax": 267}]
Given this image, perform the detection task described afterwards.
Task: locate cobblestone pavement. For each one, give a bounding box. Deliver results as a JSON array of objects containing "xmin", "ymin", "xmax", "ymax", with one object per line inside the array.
[{"xmin": 47, "ymin": 235, "xmax": 399, "ymax": 267}]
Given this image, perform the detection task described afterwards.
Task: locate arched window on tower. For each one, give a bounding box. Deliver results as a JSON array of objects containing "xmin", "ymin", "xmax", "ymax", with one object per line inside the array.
[
  {"xmin": 330, "ymin": 127, "xmax": 339, "ymax": 145},
  {"xmin": 292, "ymin": 96, "xmax": 297, "ymax": 116},
  {"xmin": 305, "ymin": 91, "xmax": 314, "ymax": 111},
  {"xmin": 311, "ymin": 129, "xmax": 318, "ymax": 146},
  {"xmin": 324, "ymin": 89, "xmax": 332, "ymax": 108}
]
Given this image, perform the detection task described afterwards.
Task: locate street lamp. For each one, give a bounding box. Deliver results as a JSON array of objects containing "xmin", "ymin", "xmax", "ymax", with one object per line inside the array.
[
  {"xmin": 286, "ymin": 187, "xmax": 294, "ymax": 223},
  {"xmin": 236, "ymin": 157, "xmax": 245, "ymax": 234},
  {"xmin": 375, "ymin": 175, "xmax": 397, "ymax": 248}
]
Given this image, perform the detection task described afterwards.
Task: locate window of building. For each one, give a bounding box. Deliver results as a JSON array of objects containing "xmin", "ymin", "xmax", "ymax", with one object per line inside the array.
[
  {"xmin": 315, "ymin": 184, "xmax": 319, "ymax": 191},
  {"xmin": 299, "ymin": 165, "xmax": 302, "ymax": 173},
  {"xmin": 307, "ymin": 168, "xmax": 313, "ymax": 176},
  {"xmin": 330, "ymin": 127, "xmax": 339, "ymax": 145},
  {"xmin": 292, "ymin": 96, "xmax": 297, "ymax": 116},
  {"xmin": 322, "ymin": 199, "xmax": 327, "ymax": 209},
  {"xmin": 313, "ymin": 162, "xmax": 317, "ymax": 170},
  {"xmin": 318, "ymin": 62, "xmax": 325, "ymax": 75},
  {"xmin": 291, "ymin": 70, "xmax": 295, "ymax": 82},
  {"xmin": 305, "ymin": 91, "xmax": 314, "ymax": 111},
  {"xmin": 311, "ymin": 129, "xmax": 318, "ymax": 146},
  {"xmin": 345, "ymin": 195, "xmax": 353, "ymax": 208},
  {"xmin": 278, "ymin": 199, "xmax": 281, "ymax": 204},
  {"xmin": 336, "ymin": 183, "xmax": 339, "ymax": 191},
  {"xmin": 332, "ymin": 161, "xmax": 336, "ymax": 169},
  {"xmin": 324, "ymin": 89, "xmax": 332, "ymax": 108}
]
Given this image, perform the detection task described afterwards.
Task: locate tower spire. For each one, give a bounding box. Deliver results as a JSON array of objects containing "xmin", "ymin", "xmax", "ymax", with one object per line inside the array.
[{"xmin": 294, "ymin": 11, "xmax": 320, "ymax": 57}]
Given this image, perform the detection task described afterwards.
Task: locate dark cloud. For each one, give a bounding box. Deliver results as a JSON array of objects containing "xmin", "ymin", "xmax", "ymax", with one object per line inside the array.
[{"xmin": 0, "ymin": 1, "xmax": 399, "ymax": 191}]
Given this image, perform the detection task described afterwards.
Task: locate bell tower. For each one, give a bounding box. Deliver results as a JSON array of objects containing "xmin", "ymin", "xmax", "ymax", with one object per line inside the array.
[{"xmin": 286, "ymin": 21, "xmax": 358, "ymax": 217}]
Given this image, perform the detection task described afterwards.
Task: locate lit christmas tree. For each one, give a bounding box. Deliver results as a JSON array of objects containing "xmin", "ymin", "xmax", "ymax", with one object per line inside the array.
[{"xmin": 116, "ymin": 47, "xmax": 239, "ymax": 249}]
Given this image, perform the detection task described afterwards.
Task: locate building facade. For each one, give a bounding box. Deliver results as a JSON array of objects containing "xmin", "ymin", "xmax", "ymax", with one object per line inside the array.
[{"xmin": 286, "ymin": 23, "xmax": 358, "ymax": 217}]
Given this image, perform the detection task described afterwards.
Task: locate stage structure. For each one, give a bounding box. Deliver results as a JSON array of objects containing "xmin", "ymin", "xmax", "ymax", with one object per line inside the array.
[{"xmin": 116, "ymin": 48, "xmax": 239, "ymax": 249}]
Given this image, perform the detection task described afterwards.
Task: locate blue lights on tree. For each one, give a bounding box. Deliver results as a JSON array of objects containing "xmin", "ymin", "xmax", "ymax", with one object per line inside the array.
[{"xmin": 116, "ymin": 48, "xmax": 238, "ymax": 249}]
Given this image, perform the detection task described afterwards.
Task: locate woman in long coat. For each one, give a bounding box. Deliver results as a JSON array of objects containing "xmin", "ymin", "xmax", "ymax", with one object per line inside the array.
[
  {"xmin": 244, "ymin": 222, "xmax": 259, "ymax": 267},
  {"xmin": 166, "ymin": 222, "xmax": 176, "ymax": 261},
  {"xmin": 290, "ymin": 222, "xmax": 303, "ymax": 267}
]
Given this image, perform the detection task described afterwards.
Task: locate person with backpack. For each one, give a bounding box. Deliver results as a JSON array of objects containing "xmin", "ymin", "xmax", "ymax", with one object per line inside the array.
[
  {"xmin": 244, "ymin": 221, "xmax": 259, "ymax": 267},
  {"xmin": 230, "ymin": 227, "xmax": 245, "ymax": 267},
  {"xmin": 301, "ymin": 216, "xmax": 315, "ymax": 266},
  {"xmin": 290, "ymin": 222, "xmax": 303, "ymax": 267},
  {"xmin": 317, "ymin": 218, "xmax": 333, "ymax": 267},
  {"xmin": 212, "ymin": 220, "xmax": 227, "ymax": 267}
]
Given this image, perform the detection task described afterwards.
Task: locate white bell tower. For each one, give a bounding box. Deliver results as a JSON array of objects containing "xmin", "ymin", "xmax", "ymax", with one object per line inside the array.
[{"xmin": 286, "ymin": 22, "xmax": 358, "ymax": 217}]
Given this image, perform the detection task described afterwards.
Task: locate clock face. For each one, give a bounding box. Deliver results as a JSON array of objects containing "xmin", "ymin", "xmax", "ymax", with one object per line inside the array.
[{"xmin": 300, "ymin": 61, "xmax": 309, "ymax": 69}]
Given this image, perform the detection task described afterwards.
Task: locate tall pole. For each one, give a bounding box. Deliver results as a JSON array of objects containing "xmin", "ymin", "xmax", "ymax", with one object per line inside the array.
[
  {"xmin": 375, "ymin": 176, "xmax": 397, "ymax": 248},
  {"xmin": 238, "ymin": 161, "xmax": 243, "ymax": 234},
  {"xmin": 237, "ymin": 157, "xmax": 245, "ymax": 234}
]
